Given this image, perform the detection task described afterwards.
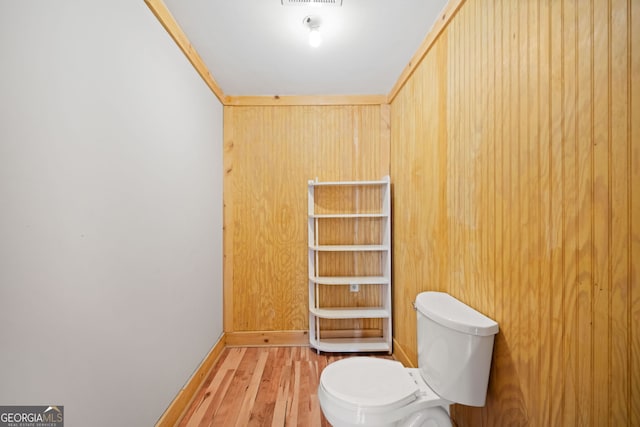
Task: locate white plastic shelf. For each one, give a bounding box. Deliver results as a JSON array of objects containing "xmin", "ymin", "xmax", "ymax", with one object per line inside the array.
[
  {"xmin": 308, "ymin": 176, "xmax": 392, "ymax": 354},
  {"xmin": 308, "ymin": 179, "xmax": 388, "ymax": 187},
  {"xmin": 309, "ymin": 244, "xmax": 388, "ymax": 252},
  {"xmin": 309, "ymin": 276, "xmax": 389, "ymax": 285},
  {"xmin": 309, "ymin": 213, "xmax": 388, "ymax": 219},
  {"xmin": 310, "ymin": 307, "xmax": 389, "ymax": 319},
  {"xmin": 309, "ymin": 337, "xmax": 391, "ymax": 353}
]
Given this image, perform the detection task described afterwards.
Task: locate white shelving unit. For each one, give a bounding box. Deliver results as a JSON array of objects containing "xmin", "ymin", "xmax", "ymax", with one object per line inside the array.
[{"xmin": 307, "ymin": 176, "xmax": 391, "ymax": 353}]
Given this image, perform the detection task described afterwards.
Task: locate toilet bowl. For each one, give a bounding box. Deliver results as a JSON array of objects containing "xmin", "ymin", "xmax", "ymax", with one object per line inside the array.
[
  {"xmin": 318, "ymin": 357, "xmax": 452, "ymax": 427},
  {"xmin": 318, "ymin": 292, "xmax": 499, "ymax": 427}
]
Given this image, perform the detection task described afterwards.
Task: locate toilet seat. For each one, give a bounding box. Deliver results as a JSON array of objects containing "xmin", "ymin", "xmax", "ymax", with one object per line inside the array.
[
  {"xmin": 318, "ymin": 357, "xmax": 452, "ymax": 427},
  {"xmin": 320, "ymin": 357, "xmax": 419, "ymax": 409}
]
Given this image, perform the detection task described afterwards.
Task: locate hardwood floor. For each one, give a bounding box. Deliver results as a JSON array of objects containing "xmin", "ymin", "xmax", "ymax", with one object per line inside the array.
[{"xmin": 178, "ymin": 346, "xmax": 393, "ymax": 427}]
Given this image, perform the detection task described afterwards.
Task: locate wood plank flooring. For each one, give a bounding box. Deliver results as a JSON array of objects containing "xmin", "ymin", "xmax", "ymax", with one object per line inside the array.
[{"xmin": 178, "ymin": 346, "xmax": 393, "ymax": 427}]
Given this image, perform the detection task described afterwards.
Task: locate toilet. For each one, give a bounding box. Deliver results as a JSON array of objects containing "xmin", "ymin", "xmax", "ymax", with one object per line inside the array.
[{"xmin": 318, "ymin": 291, "xmax": 499, "ymax": 427}]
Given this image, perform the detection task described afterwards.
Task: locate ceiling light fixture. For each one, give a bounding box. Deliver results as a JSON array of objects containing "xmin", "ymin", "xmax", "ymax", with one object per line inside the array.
[{"xmin": 303, "ymin": 16, "xmax": 322, "ymax": 48}]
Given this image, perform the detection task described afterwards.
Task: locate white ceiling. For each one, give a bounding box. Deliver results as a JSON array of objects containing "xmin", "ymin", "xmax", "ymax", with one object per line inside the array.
[{"xmin": 162, "ymin": 0, "xmax": 448, "ymax": 97}]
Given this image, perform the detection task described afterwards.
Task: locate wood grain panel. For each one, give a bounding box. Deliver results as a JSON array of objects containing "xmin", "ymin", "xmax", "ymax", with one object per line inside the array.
[
  {"xmin": 524, "ymin": 2, "xmax": 540, "ymax": 424},
  {"xmin": 223, "ymin": 112, "xmax": 235, "ymax": 333},
  {"xmin": 224, "ymin": 105, "xmax": 389, "ymax": 334},
  {"xmin": 575, "ymin": 0, "xmax": 594, "ymax": 423},
  {"xmin": 593, "ymin": 0, "xmax": 612, "ymax": 423},
  {"xmin": 548, "ymin": 3, "xmax": 566, "ymax": 423},
  {"xmin": 537, "ymin": 1, "xmax": 553, "ymax": 424},
  {"xmin": 390, "ymin": 33, "xmax": 449, "ymax": 367},
  {"xmin": 610, "ymin": 2, "xmax": 631, "ymax": 425},
  {"xmin": 390, "ymin": 0, "xmax": 639, "ymax": 425},
  {"xmin": 561, "ymin": 1, "xmax": 579, "ymax": 424},
  {"xmin": 632, "ymin": 3, "xmax": 640, "ymax": 425}
]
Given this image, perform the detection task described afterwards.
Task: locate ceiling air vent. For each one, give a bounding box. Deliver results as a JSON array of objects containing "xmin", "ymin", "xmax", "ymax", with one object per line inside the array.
[{"xmin": 281, "ymin": 0, "xmax": 342, "ymax": 6}]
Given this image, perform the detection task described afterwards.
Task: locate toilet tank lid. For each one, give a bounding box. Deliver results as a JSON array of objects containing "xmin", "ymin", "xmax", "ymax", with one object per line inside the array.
[{"xmin": 415, "ymin": 292, "xmax": 499, "ymax": 336}]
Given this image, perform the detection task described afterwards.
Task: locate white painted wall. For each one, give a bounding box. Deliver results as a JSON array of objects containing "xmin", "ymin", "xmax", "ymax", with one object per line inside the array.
[{"xmin": 0, "ymin": 1, "xmax": 223, "ymax": 426}]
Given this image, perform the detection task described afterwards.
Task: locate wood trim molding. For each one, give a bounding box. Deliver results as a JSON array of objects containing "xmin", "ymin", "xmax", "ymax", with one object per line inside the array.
[
  {"xmin": 225, "ymin": 330, "xmax": 309, "ymax": 347},
  {"xmin": 222, "ymin": 109, "xmax": 234, "ymax": 332},
  {"xmin": 392, "ymin": 338, "xmax": 415, "ymax": 368},
  {"xmin": 145, "ymin": 0, "xmax": 465, "ymax": 106},
  {"xmin": 387, "ymin": 0, "xmax": 466, "ymax": 103},
  {"xmin": 380, "ymin": 103, "xmax": 391, "ymax": 171},
  {"xmin": 225, "ymin": 95, "xmax": 387, "ymax": 106},
  {"xmin": 155, "ymin": 334, "xmax": 227, "ymax": 427},
  {"xmin": 144, "ymin": 0, "xmax": 226, "ymax": 103}
]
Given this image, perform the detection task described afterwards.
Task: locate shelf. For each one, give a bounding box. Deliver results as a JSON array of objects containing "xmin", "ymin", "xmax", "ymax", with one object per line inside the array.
[
  {"xmin": 310, "ymin": 307, "xmax": 389, "ymax": 319},
  {"xmin": 309, "ymin": 244, "xmax": 388, "ymax": 252},
  {"xmin": 308, "ymin": 176, "xmax": 391, "ymax": 354},
  {"xmin": 309, "ymin": 213, "xmax": 387, "ymax": 219},
  {"xmin": 309, "ymin": 337, "xmax": 391, "ymax": 353},
  {"xmin": 309, "ymin": 276, "xmax": 389, "ymax": 285},
  {"xmin": 308, "ymin": 179, "xmax": 388, "ymax": 187}
]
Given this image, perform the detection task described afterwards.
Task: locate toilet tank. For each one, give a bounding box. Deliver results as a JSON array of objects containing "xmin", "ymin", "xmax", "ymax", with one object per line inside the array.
[{"xmin": 414, "ymin": 292, "xmax": 499, "ymax": 407}]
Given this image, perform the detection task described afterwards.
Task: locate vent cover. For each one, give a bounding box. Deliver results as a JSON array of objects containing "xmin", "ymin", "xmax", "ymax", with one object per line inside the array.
[{"xmin": 281, "ymin": 0, "xmax": 342, "ymax": 6}]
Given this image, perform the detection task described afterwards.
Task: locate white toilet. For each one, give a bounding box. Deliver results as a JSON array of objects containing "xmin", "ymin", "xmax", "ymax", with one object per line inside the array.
[{"xmin": 318, "ymin": 291, "xmax": 499, "ymax": 427}]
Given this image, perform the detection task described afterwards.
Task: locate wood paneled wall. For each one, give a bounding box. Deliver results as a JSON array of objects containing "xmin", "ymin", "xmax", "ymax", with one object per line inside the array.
[
  {"xmin": 390, "ymin": 0, "xmax": 639, "ymax": 425},
  {"xmin": 223, "ymin": 105, "xmax": 390, "ymax": 334}
]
